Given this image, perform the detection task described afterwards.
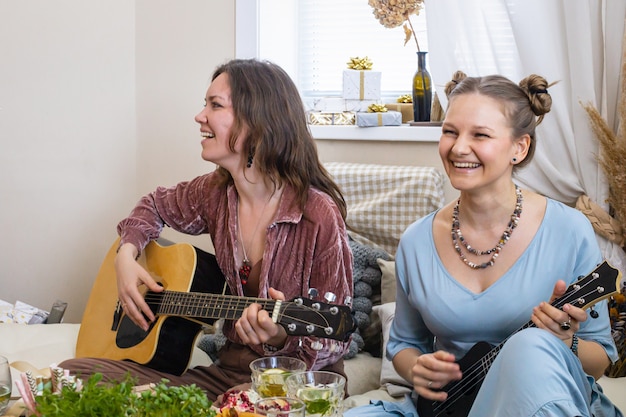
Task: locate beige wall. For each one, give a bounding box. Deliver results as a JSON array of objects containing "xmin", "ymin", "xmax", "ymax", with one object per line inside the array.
[
  {"xmin": 0, "ymin": 1, "xmax": 233, "ymax": 322},
  {"xmin": 0, "ymin": 2, "xmax": 450, "ymax": 324},
  {"xmin": 1, "ymin": 1, "xmax": 137, "ymax": 323},
  {"xmin": 133, "ymin": 1, "xmax": 234, "ymax": 253}
]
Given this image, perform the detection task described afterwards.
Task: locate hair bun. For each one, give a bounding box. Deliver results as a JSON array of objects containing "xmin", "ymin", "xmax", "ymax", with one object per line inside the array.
[
  {"xmin": 445, "ymin": 70, "xmax": 467, "ymax": 98},
  {"xmin": 518, "ymin": 74, "xmax": 554, "ymax": 122}
]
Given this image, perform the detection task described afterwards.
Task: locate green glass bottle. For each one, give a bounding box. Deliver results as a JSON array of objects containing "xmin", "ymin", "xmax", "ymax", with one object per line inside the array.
[{"xmin": 412, "ymin": 51, "xmax": 432, "ymax": 122}]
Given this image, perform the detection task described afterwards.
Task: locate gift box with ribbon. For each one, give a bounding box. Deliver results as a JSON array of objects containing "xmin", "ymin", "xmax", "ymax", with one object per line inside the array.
[
  {"xmin": 309, "ymin": 97, "xmax": 347, "ymax": 112},
  {"xmin": 384, "ymin": 94, "xmax": 413, "ymax": 123},
  {"xmin": 344, "ymin": 99, "xmax": 380, "ymax": 112},
  {"xmin": 356, "ymin": 110, "xmax": 402, "ymax": 127},
  {"xmin": 342, "ymin": 56, "xmax": 381, "ymax": 101},
  {"xmin": 307, "ymin": 111, "xmax": 356, "ymax": 125},
  {"xmin": 343, "ymin": 70, "xmax": 381, "ymax": 100},
  {"xmin": 384, "ymin": 104, "xmax": 413, "ymax": 123}
]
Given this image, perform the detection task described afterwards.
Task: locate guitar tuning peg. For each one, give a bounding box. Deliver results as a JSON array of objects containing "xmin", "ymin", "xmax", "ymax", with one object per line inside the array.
[
  {"xmin": 310, "ymin": 340, "xmax": 324, "ymax": 351},
  {"xmin": 308, "ymin": 288, "xmax": 319, "ymax": 299},
  {"xmin": 344, "ymin": 296, "xmax": 353, "ymax": 307},
  {"xmin": 324, "ymin": 292, "xmax": 337, "ymax": 303},
  {"xmin": 590, "ymin": 306, "xmax": 599, "ymax": 319}
]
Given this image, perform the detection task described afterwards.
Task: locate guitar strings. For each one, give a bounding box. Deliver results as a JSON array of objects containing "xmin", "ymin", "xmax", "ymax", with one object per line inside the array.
[
  {"xmin": 429, "ymin": 278, "xmax": 601, "ymax": 416},
  {"xmin": 140, "ymin": 292, "xmax": 335, "ymax": 331}
]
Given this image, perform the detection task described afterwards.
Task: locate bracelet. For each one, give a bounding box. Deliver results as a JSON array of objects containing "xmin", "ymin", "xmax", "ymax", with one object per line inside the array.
[{"xmin": 570, "ymin": 333, "xmax": 579, "ymax": 356}]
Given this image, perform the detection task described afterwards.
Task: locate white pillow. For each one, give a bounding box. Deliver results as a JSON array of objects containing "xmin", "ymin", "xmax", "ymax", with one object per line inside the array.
[{"xmin": 373, "ymin": 302, "xmax": 412, "ymax": 397}]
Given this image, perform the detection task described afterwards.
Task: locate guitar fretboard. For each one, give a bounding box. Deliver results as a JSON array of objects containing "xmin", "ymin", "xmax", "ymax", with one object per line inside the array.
[
  {"xmin": 153, "ymin": 291, "xmax": 279, "ymax": 320},
  {"xmin": 427, "ymin": 263, "xmax": 618, "ymax": 417}
]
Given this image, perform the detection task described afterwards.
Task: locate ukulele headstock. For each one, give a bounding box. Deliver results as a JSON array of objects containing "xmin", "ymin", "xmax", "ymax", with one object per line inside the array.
[{"xmin": 560, "ymin": 261, "xmax": 622, "ymax": 310}]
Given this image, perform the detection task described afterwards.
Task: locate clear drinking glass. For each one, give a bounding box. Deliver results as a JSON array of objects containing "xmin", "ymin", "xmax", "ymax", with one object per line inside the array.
[
  {"xmin": 254, "ymin": 396, "xmax": 306, "ymax": 417},
  {"xmin": 250, "ymin": 356, "xmax": 307, "ymax": 398},
  {"xmin": 0, "ymin": 356, "xmax": 11, "ymax": 415},
  {"xmin": 285, "ymin": 371, "xmax": 346, "ymax": 417}
]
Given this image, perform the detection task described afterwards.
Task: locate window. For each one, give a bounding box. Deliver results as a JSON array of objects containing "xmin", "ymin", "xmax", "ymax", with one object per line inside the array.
[{"xmin": 236, "ymin": 0, "xmax": 429, "ymax": 101}]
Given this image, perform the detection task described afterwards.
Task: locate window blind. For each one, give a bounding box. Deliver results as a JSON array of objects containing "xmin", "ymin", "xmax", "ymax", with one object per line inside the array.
[
  {"xmin": 251, "ymin": 0, "xmax": 517, "ymax": 100},
  {"xmin": 295, "ymin": 0, "xmax": 428, "ymax": 98}
]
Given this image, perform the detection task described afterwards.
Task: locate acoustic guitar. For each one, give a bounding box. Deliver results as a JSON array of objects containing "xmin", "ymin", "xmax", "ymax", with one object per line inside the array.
[
  {"xmin": 76, "ymin": 238, "xmax": 357, "ymax": 375},
  {"xmin": 416, "ymin": 260, "xmax": 621, "ymax": 417}
]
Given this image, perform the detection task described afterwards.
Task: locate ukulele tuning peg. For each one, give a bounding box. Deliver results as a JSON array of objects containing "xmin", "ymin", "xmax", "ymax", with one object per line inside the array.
[
  {"xmin": 344, "ymin": 296, "xmax": 353, "ymax": 307},
  {"xmin": 308, "ymin": 288, "xmax": 319, "ymax": 299},
  {"xmin": 589, "ymin": 306, "xmax": 599, "ymax": 319},
  {"xmin": 324, "ymin": 292, "xmax": 337, "ymax": 303}
]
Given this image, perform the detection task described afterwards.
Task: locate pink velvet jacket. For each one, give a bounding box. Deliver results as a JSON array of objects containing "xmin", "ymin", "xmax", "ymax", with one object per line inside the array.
[{"xmin": 117, "ymin": 171, "xmax": 354, "ymax": 370}]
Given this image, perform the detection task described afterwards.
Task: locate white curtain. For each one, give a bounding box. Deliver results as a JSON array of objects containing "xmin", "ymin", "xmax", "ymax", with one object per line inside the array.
[{"xmin": 426, "ymin": 0, "xmax": 626, "ymax": 275}]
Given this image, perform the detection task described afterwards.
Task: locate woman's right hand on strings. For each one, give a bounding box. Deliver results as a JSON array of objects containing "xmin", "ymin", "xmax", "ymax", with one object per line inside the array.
[
  {"xmin": 409, "ymin": 350, "xmax": 461, "ymax": 401},
  {"xmin": 114, "ymin": 242, "xmax": 163, "ymax": 331}
]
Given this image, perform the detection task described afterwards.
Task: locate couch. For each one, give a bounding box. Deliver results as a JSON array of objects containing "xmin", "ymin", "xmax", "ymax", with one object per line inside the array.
[{"xmin": 2, "ymin": 162, "xmax": 624, "ymax": 415}]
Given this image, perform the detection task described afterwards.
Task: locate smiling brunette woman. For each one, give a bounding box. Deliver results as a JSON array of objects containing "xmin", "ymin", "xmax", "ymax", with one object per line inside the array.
[{"xmin": 60, "ymin": 59, "xmax": 354, "ymax": 401}]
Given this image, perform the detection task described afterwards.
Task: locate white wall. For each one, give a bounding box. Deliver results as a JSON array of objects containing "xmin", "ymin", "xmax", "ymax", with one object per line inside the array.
[{"xmin": 0, "ymin": 1, "xmax": 234, "ymax": 323}]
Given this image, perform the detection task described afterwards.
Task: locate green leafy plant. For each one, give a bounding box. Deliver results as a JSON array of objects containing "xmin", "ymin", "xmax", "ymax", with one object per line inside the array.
[
  {"xmin": 131, "ymin": 379, "xmax": 214, "ymax": 417},
  {"xmin": 33, "ymin": 373, "xmax": 215, "ymax": 417}
]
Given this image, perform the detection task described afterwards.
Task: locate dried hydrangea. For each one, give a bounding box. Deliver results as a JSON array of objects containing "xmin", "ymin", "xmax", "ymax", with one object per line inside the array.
[{"xmin": 368, "ymin": 0, "xmax": 424, "ymax": 50}]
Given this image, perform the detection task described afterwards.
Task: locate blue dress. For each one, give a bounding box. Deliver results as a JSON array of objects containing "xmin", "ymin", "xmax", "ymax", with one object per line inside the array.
[{"xmin": 345, "ymin": 199, "xmax": 622, "ymax": 417}]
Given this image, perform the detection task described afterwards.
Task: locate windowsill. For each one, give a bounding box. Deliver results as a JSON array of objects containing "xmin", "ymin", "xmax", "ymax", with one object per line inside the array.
[{"xmin": 310, "ymin": 124, "xmax": 441, "ymax": 142}]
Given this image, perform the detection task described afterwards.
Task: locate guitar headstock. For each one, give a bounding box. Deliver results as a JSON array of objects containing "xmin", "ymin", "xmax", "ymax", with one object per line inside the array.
[
  {"xmin": 558, "ymin": 261, "xmax": 622, "ymax": 310},
  {"xmin": 277, "ymin": 297, "xmax": 357, "ymax": 342}
]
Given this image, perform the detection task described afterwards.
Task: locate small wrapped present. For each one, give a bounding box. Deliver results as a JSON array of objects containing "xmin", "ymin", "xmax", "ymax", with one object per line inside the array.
[
  {"xmin": 310, "ymin": 97, "xmax": 347, "ymax": 112},
  {"xmin": 342, "ymin": 69, "xmax": 381, "ymax": 100},
  {"xmin": 344, "ymin": 99, "xmax": 380, "ymax": 112},
  {"xmin": 307, "ymin": 111, "xmax": 356, "ymax": 125},
  {"xmin": 384, "ymin": 103, "xmax": 414, "ymax": 123},
  {"xmin": 356, "ymin": 110, "xmax": 402, "ymax": 127}
]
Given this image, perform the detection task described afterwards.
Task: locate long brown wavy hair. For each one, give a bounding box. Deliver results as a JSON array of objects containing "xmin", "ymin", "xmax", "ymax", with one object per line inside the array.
[{"xmin": 211, "ymin": 59, "xmax": 347, "ymax": 220}]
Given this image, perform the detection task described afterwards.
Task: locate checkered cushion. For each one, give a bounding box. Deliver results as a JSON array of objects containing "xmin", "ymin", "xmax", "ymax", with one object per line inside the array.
[{"xmin": 325, "ymin": 162, "xmax": 446, "ymax": 255}]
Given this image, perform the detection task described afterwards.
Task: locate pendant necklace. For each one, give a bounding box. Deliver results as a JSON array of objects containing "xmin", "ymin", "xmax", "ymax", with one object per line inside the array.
[
  {"xmin": 237, "ymin": 197, "xmax": 269, "ymax": 285},
  {"xmin": 451, "ymin": 184, "xmax": 523, "ymax": 269}
]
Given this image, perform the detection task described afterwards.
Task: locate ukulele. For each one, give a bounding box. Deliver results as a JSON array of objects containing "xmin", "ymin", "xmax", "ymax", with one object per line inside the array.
[{"xmin": 416, "ymin": 261, "xmax": 621, "ymax": 417}]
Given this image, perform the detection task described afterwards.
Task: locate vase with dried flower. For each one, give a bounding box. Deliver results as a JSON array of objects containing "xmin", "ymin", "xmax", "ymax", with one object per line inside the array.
[{"xmin": 368, "ymin": 0, "xmax": 431, "ymax": 122}]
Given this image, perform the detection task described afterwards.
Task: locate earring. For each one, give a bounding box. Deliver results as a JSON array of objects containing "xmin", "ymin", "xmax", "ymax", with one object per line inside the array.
[
  {"xmin": 246, "ymin": 150, "xmax": 254, "ymax": 168},
  {"xmin": 512, "ymin": 157, "xmax": 518, "ymax": 163}
]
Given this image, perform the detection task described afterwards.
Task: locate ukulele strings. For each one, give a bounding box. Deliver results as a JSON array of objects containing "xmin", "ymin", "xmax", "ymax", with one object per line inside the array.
[
  {"xmin": 141, "ymin": 292, "xmax": 333, "ymax": 330},
  {"xmin": 431, "ymin": 279, "xmax": 599, "ymax": 416}
]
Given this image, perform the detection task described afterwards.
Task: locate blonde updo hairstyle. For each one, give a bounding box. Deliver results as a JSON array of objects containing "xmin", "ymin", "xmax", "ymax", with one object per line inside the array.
[{"xmin": 444, "ymin": 71, "xmax": 555, "ymax": 168}]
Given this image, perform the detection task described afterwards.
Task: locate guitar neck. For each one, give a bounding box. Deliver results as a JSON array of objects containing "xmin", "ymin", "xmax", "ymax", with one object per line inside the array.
[
  {"xmin": 418, "ymin": 261, "xmax": 620, "ymax": 417},
  {"xmin": 462, "ymin": 260, "xmax": 621, "ymax": 381},
  {"xmin": 152, "ymin": 290, "xmax": 276, "ymax": 321}
]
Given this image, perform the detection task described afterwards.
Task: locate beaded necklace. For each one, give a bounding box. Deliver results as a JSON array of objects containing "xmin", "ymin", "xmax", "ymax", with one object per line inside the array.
[{"xmin": 451, "ymin": 184, "xmax": 523, "ymax": 269}]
